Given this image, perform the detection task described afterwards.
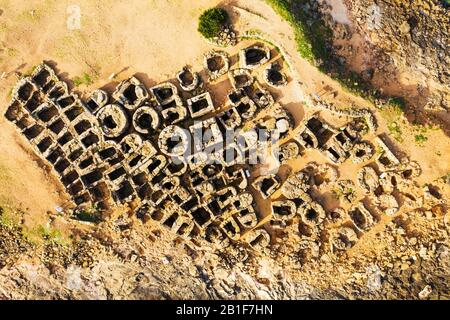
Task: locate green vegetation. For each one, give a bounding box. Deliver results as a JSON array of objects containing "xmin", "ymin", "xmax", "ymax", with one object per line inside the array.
[
  {"xmin": 265, "ymin": 0, "xmax": 329, "ymax": 62},
  {"xmin": 412, "ymin": 121, "xmax": 429, "ymax": 146},
  {"xmin": 332, "ymin": 188, "xmax": 342, "ymax": 199},
  {"xmin": 6, "ymin": 47, "xmax": 18, "ymax": 58},
  {"xmin": 444, "ymin": 172, "xmax": 450, "ymax": 185},
  {"xmin": 387, "ymin": 122, "xmax": 403, "ymax": 142},
  {"xmin": 241, "ymin": 29, "xmax": 289, "ymax": 68},
  {"xmin": 244, "ymin": 29, "xmax": 282, "ymax": 52},
  {"xmin": 414, "ymin": 134, "xmax": 428, "ymax": 145},
  {"xmin": 0, "ymin": 23, "xmax": 9, "ymax": 34},
  {"xmin": 0, "ymin": 206, "xmax": 15, "ymax": 228},
  {"xmin": 22, "ymin": 65, "xmax": 39, "ymax": 77},
  {"xmin": 74, "ymin": 208, "xmax": 101, "ymax": 223},
  {"xmin": 333, "ymin": 186, "xmax": 354, "ymax": 201},
  {"xmin": 73, "ymin": 72, "xmax": 94, "ymax": 87},
  {"xmin": 330, "ymin": 71, "xmax": 382, "ymax": 102},
  {"xmin": 380, "ymin": 97, "xmax": 434, "ymax": 145},
  {"xmin": 198, "ymin": 7, "xmax": 229, "ymax": 39},
  {"xmin": 382, "ymin": 100, "xmax": 405, "ymax": 121},
  {"xmin": 18, "ymin": 9, "xmax": 42, "ymax": 23},
  {"xmin": 20, "ymin": 223, "xmax": 68, "ymax": 245},
  {"xmin": 35, "ymin": 225, "xmax": 66, "ymax": 244}
]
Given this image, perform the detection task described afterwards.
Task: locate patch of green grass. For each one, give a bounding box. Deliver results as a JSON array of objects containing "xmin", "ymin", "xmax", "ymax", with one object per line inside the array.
[
  {"xmin": 18, "ymin": 9, "xmax": 42, "ymax": 23},
  {"xmin": 73, "ymin": 72, "xmax": 95, "ymax": 87},
  {"xmin": 332, "ymin": 71, "xmax": 377, "ymax": 101},
  {"xmin": 73, "ymin": 77, "xmax": 83, "ymax": 87},
  {"xmin": 1, "ymin": 203, "xmax": 67, "ymax": 246},
  {"xmin": 74, "ymin": 208, "xmax": 101, "ymax": 223},
  {"xmin": 198, "ymin": 7, "xmax": 229, "ymax": 39},
  {"xmin": 20, "ymin": 229, "xmax": 36, "ymax": 244},
  {"xmin": 36, "ymin": 225, "xmax": 65, "ymax": 243},
  {"xmin": 242, "ymin": 31, "xmax": 289, "ymax": 68},
  {"xmin": 0, "ymin": 47, "xmax": 19, "ymax": 63},
  {"xmin": 265, "ymin": 0, "xmax": 370, "ymax": 97},
  {"xmin": 265, "ymin": 0, "xmax": 325, "ymax": 62},
  {"xmin": 414, "ymin": 134, "xmax": 428, "ymax": 145},
  {"xmin": 387, "ymin": 97, "xmax": 406, "ymax": 111},
  {"xmin": 22, "ymin": 65, "xmax": 39, "ymax": 77},
  {"xmin": 333, "ymin": 186, "xmax": 355, "ymax": 202},
  {"xmin": 387, "ymin": 121, "xmax": 403, "ymax": 142},
  {"xmin": 6, "ymin": 87, "xmax": 13, "ymax": 99},
  {"xmin": 265, "ymin": 0, "xmax": 405, "ymax": 106},
  {"xmin": 0, "ymin": 206, "xmax": 15, "ymax": 228}
]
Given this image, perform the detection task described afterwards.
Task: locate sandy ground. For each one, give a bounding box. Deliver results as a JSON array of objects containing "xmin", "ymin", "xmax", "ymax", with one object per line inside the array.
[
  {"xmin": 228, "ymin": 0, "xmax": 449, "ymax": 187},
  {"xmin": 0, "ymin": 116, "xmax": 69, "ymax": 223},
  {"xmin": 0, "ymin": 0, "xmax": 301, "ymax": 217}
]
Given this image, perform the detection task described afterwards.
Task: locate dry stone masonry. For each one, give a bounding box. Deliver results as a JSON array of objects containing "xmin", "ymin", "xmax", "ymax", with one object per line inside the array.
[{"xmin": 4, "ymin": 41, "xmax": 440, "ymax": 262}]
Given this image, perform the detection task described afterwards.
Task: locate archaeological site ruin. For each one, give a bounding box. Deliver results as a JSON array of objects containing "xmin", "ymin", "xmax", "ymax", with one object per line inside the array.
[{"xmin": 4, "ymin": 40, "xmax": 442, "ymax": 263}]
